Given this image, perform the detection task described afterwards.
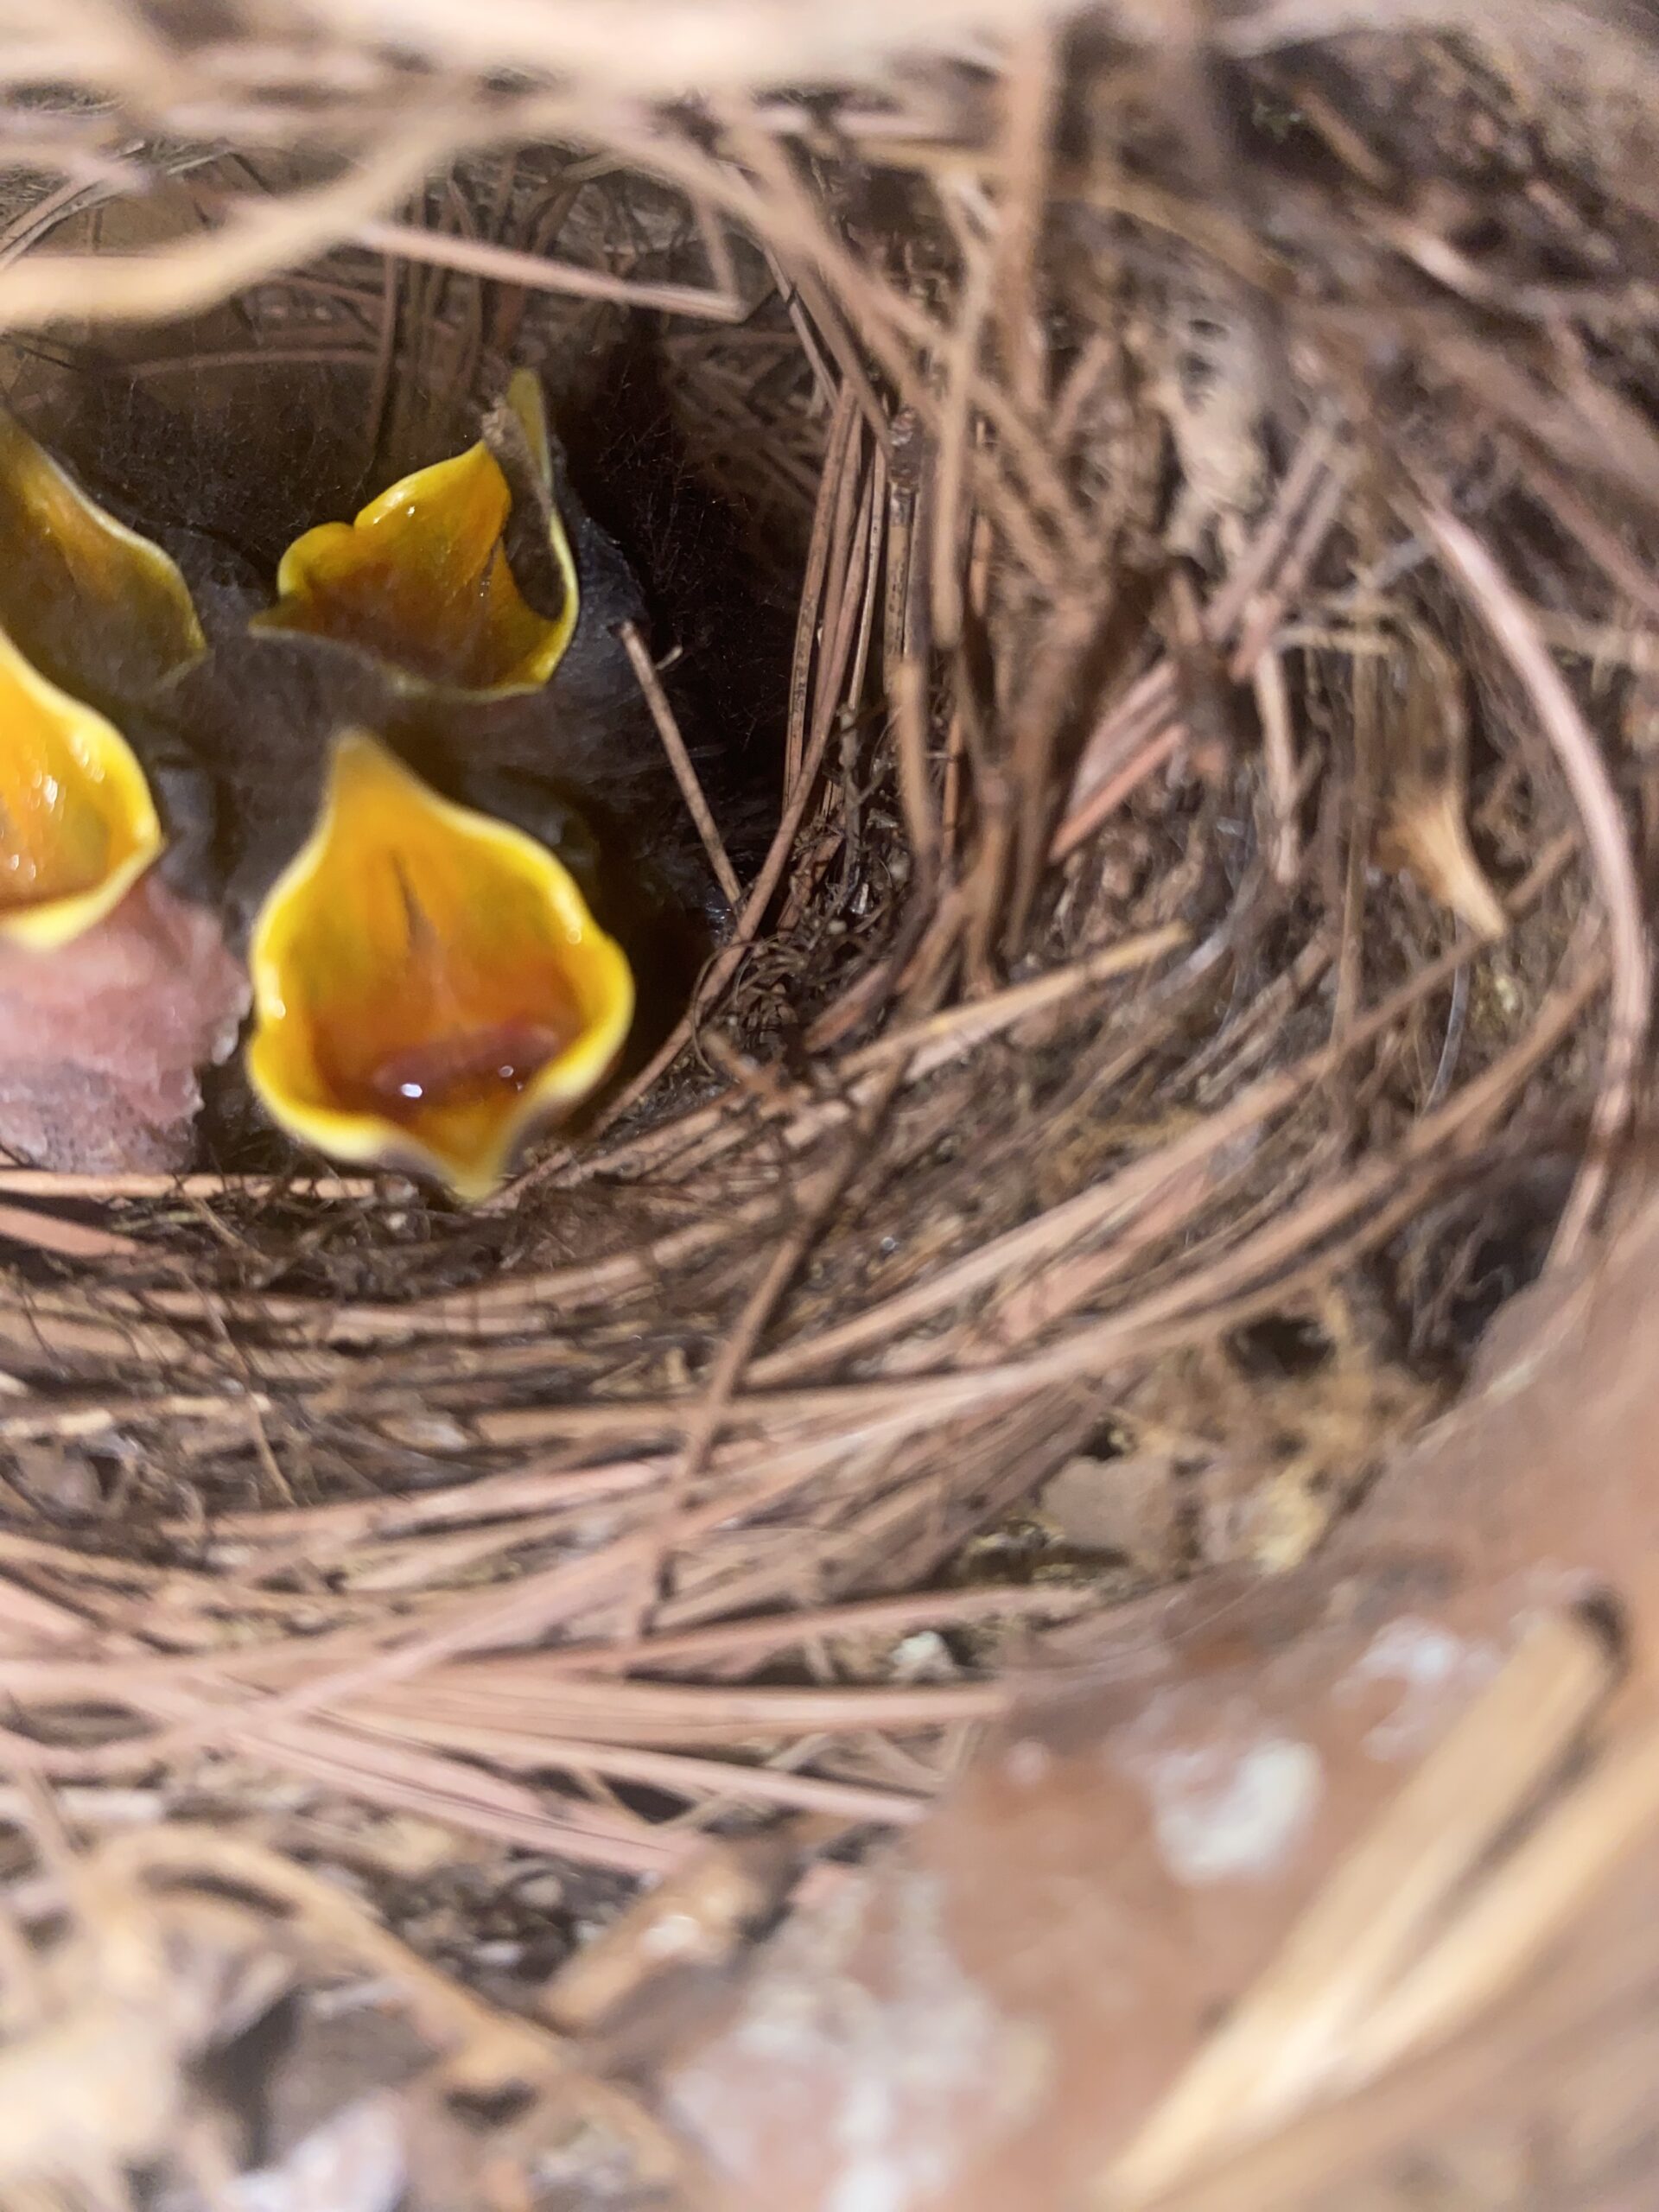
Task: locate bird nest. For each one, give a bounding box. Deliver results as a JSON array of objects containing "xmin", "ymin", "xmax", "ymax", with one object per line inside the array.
[{"xmin": 0, "ymin": 0, "xmax": 1654, "ymax": 2204}]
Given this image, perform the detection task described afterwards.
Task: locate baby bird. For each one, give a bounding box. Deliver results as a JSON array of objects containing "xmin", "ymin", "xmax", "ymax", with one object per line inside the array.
[
  {"xmin": 244, "ymin": 731, "xmax": 634, "ymax": 1201},
  {"xmin": 0, "ymin": 412, "xmax": 247, "ymax": 1174},
  {"xmin": 2, "ymin": 360, "xmax": 718, "ymax": 1196},
  {"xmin": 145, "ymin": 370, "xmax": 713, "ymax": 1198}
]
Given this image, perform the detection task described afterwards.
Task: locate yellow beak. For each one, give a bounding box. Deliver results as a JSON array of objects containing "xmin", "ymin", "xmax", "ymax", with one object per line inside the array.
[
  {"xmin": 251, "ymin": 372, "xmax": 578, "ymax": 697},
  {"xmin": 0, "ymin": 626, "xmax": 165, "ymax": 949},
  {"xmin": 0, "ymin": 410, "xmax": 205, "ymax": 702},
  {"xmin": 245, "ymin": 732, "xmax": 633, "ymax": 1199},
  {"xmin": 0, "ymin": 410, "xmax": 200, "ymax": 950}
]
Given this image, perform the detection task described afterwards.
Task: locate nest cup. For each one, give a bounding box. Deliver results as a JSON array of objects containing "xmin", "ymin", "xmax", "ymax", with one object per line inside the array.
[{"xmin": 0, "ymin": 1, "xmax": 1651, "ymax": 2202}]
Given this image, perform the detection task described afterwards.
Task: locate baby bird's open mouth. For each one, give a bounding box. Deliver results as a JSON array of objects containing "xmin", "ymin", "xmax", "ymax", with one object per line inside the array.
[
  {"xmin": 0, "ymin": 629, "xmax": 165, "ymax": 949},
  {"xmin": 0, "ymin": 406, "xmax": 205, "ymax": 949},
  {"xmin": 245, "ymin": 731, "xmax": 633, "ymax": 1198},
  {"xmin": 251, "ymin": 372, "xmax": 578, "ymax": 698},
  {"xmin": 0, "ymin": 407, "xmax": 205, "ymax": 708}
]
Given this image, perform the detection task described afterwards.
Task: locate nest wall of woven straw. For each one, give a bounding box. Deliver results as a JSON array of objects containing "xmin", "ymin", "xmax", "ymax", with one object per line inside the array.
[{"xmin": 0, "ymin": 0, "xmax": 1650, "ymax": 1864}]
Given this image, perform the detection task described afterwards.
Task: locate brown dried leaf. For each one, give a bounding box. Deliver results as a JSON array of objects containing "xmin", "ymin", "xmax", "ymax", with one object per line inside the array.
[{"xmin": 1376, "ymin": 625, "xmax": 1508, "ymax": 943}]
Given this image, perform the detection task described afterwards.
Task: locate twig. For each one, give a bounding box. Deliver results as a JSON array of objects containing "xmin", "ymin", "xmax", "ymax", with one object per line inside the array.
[
  {"xmin": 356, "ymin": 213, "xmax": 746, "ymax": 319},
  {"xmin": 1424, "ymin": 957, "xmax": 1471, "ymax": 1113},
  {"xmin": 759, "ymin": 240, "xmax": 837, "ymax": 409},
  {"xmin": 0, "ymin": 1169, "xmax": 382, "ymax": 1201},
  {"xmin": 989, "ymin": 16, "xmax": 1059, "ymax": 414},
  {"xmin": 1421, "ymin": 499, "xmax": 1650, "ymax": 1265},
  {"xmin": 845, "ymin": 443, "xmax": 887, "ymax": 719},
  {"xmin": 929, "ymin": 181, "xmax": 996, "ymax": 651},
  {"xmin": 0, "ymin": 1204, "xmax": 145, "ymax": 1262},
  {"xmin": 785, "ymin": 381, "xmax": 859, "ymax": 791},
  {"xmin": 1052, "ymin": 724, "xmax": 1185, "ymax": 863},
  {"xmin": 617, "ymin": 621, "xmax": 742, "ymax": 906},
  {"xmin": 353, "ymin": 1716, "xmax": 933, "ymax": 1827},
  {"xmin": 890, "ymin": 655, "xmax": 941, "ymax": 890},
  {"xmin": 1249, "ymin": 640, "xmax": 1300, "ymax": 887}
]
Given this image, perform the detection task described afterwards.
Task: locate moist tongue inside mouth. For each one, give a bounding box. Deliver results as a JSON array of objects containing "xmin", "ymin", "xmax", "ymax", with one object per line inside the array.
[{"xmin": 351, "ymin": 1009, "xmax": 581, "ymax": 1127}]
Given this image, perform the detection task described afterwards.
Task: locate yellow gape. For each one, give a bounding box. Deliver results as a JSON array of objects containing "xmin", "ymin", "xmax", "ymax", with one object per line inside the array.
[
  {"xmin": 0, "ymin": 409, "xmax": 205, "ymax": 702},
  {"xmin": 0, "ymin": 629, "xmax": 163, "ymax": 949},
  {"xmin": 246, "ymin": 733, "xmax": 633, "ymax": 1198},
  {"xmin": 0, "ymin": 409, "xmax": 201, "ymax": 947},
  {"xmin": 253, "ymin": 372, "xmax": 579, "ymax": 696}
]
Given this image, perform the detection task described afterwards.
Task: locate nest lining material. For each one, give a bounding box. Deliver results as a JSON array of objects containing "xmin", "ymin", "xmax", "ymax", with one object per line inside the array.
[
  {"xmin": 0, "ymin": 3, "xmax": 1649, "ymax": 2197},
  {"xmin": 0, "ymin": 9, "xmax": 1634, "ymax": 1797}
]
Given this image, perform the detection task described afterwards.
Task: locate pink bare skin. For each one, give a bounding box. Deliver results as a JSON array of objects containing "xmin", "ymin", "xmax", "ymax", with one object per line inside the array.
[{"xmin": 0, "ymin": 875, "xmax": 249, "ymax": 1173}]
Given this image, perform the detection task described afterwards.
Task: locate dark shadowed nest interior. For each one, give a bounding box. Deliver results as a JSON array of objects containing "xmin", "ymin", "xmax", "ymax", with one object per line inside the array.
[{"xmin": 0, "ymin": 0, "xmax": 1656, "ymax": 2203}]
